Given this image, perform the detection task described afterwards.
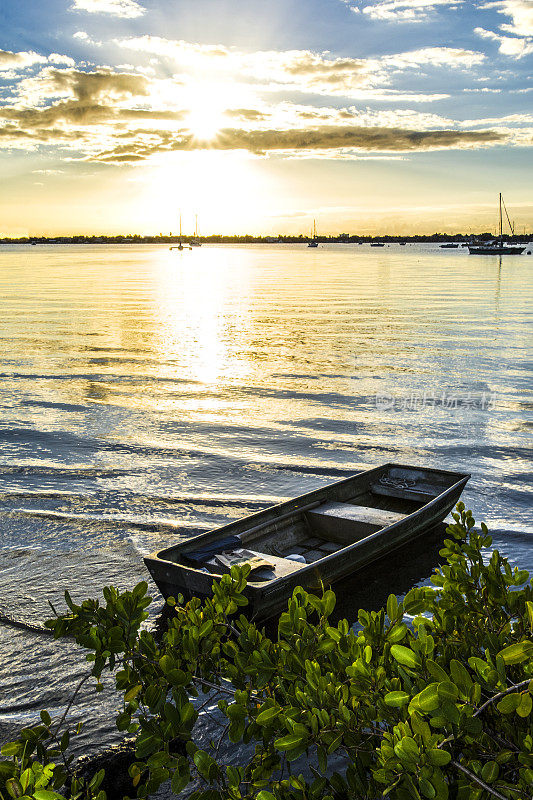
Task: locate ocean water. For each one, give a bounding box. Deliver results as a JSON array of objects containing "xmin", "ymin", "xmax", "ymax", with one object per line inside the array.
[{"xmin": 0, "ymin": 242, "xmax": 531, "ymax": 753}]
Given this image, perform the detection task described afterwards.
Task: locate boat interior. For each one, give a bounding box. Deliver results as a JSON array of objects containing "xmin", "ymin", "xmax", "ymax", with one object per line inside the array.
[{"xmin": 161, "ymin": 466, "xmax": 466, "ymax": 583}]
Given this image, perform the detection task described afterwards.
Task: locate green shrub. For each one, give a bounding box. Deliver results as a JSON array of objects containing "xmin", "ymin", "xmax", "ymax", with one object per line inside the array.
[{"xmin": 1, "ymin": 505, "xmax": 532, "ymax": 800}]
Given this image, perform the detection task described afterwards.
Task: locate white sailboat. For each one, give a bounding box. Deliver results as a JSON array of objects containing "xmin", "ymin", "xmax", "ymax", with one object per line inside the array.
[
  {"xmin": 308, "ymin": 219, "xmax": 319, "ymax": 248},
  {"xmin": 191, "ymin": 215, "xmax": 202, "ymax": 247},
  {"xmin": 468, "ymin": 195, "xmax": 525, "ymax": 255}
]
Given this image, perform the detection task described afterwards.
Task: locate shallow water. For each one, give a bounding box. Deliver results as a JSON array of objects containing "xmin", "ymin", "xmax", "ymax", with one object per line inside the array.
[{"xmin": 0, "ymin": 242, "xmax": 531, "ymax": 752}]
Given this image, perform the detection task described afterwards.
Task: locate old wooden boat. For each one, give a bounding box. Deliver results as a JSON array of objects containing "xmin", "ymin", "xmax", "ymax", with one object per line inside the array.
[{"xmin": 144, "ymin": 463, "xmax": 469, "ymax": 621}]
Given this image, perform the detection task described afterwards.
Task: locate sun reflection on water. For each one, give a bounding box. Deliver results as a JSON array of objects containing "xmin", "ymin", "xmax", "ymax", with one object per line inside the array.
[{"xmin": 153, "ymin": 246, "xmax": 253, "ymax": 390}]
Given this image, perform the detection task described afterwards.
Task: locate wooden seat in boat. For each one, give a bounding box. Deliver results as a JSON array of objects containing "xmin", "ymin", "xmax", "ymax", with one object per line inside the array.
[
  {"xmin": 246, "ymin": 551, "xmax": 306, "ymax": 581},
  {"xmin": 305, "ymin": 502, "xmax": 405, "ymax": 543},
  {"xmin": 204, "ymin": 549, "xmax": 306, "ymax": 581}
]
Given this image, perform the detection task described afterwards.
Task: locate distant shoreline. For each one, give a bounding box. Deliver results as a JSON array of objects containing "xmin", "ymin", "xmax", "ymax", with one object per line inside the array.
[{"xmin": 1, "ymin": 233, "xmax": 532, "ymax": 245}]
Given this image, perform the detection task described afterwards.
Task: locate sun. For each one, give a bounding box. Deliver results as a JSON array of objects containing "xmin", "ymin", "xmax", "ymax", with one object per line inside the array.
[{"xmin": 183, "ymin": 80, "xmax": 235, "ymax": 141}]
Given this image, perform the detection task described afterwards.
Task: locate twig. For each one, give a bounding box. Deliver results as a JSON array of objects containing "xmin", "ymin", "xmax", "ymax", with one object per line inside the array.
[
  {"xmin": 214, "ymin": 723, "xmax": 230, "ymax": 759},
  {"xmin": 192, "ymin": 676, "xmax": 263, "ymax": 703},
  {"xmin": 474, "ymin": 680, "xmax": 531, "ymax": 718},
  {"xmin": 222, "ymin": 615, "xmax": 241, "ymax": 638},
  {"xmin": 451, "ymin": 760, "xmax": 519, "ymax": 800},
  {"xmin": 52, "ymin": 673, "xmax": 92, "ymax": 737}
]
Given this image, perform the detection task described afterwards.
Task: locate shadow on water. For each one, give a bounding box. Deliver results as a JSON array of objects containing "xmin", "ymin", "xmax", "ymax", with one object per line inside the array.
[{"xmin": 329, "ymin": 522, "xmax": 448, "ymax": 624}]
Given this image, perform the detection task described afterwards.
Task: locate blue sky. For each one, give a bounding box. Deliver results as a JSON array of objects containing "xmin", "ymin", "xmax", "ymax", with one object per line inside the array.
[{"xmin": 0, "ymin": 0, "xmax": 531, "ymax": 235}]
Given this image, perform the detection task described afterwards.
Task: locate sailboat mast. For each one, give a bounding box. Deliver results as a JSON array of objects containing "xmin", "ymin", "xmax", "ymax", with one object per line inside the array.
[
  {"xmin": 499, "ymin": 193, "xmax": 502, "ymax": 243},
  {"xmin": 195, "ymin": 214, "xmax": 198, "ymax": 237}
]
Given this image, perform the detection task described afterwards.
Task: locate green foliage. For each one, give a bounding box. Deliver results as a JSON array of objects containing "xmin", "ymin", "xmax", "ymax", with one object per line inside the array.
[
  {"xmin": 1, "ymin": 505, "xmax": 532, "ymax": 800},
  {"xmin": 0, "ymin": 713, "xmax": 105, "ymax": 800}
]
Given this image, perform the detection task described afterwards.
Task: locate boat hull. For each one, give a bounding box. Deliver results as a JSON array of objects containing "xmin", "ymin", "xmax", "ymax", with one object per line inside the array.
[
  {"xmin": 144, "ymin": 464, "xmax": 469, "ymax": 621},
  {"xmin": 468, "ymin": 246, "xmax": 525, "ymax": 255}
]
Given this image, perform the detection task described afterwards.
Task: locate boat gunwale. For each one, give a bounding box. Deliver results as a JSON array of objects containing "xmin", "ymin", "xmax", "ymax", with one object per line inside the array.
[
  {"xmin": 145, "ymin": 465, "xmax": 470, "ymax": 587},
  {"xmin": 253, "ymin": 473, "xmax": 469, "ymax": 591}
]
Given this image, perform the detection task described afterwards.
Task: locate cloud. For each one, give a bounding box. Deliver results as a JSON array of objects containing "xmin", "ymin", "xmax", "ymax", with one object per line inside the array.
[
  {"xmin": 12, "ymin": 67, "xmax": 151, "ymax": 107},
  {"xmin": 0, "ymin": 49, "xmax": 50, "ymax": 72},
  {"xmin": 475, "ymin": 26, "xmax": 533, "ymax": 56},
  {"xmin": 211, "ymin": 126, "xmax": 504, "ymax": 154},
  {"xmin": 461, "ymin": 112, "xmax": 533, "ymax": 125},
  {"xmin": 73, "ymin": 31, "xmax": 102, "ymax": 46},
  {"xmin": 349, "ymin": 0, "xmax": 463, "ymax": 23},
  {"xmin": 44, "ymin": 67, "xmax": 150, "ymax": 101},
  {"xmin": 86, "ymin": 125, "xmax": 505, "ymax": 163},
  {"xmin": 2, "ymin": 100, "xmax": 187, "ymax": 128},
  {"xmin": 115, "ymin": 37, "xmax": 379, "ymax": 95},
  {"xmin": 480, "ymin": 0, "xmax": 533, "ymax": 36},
  {"xmin": 115, "ymin": 36, "xmax": 484, "ymax": 100},
  {"xmin": 0, "ymin": 43, "xmax": 523, "ymax": 167},
  {"xmin": 225, "ymin": 108, "xmax": 270, "ymax": 122},
  {"xmin": 70, "ymin": 0, "xmax": 146, "ymax": 18},
  {"xmin": 380, "ymin": 46, "xmax": 485, "ymax": 68}
]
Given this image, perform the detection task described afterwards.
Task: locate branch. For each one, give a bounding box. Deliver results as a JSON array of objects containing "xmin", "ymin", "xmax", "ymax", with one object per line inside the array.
[
  {"xmin": 52, "ymin": 673, "xmax": 92, "ymax": 736},
  {"xmin": 192, "ymin": 676, "xmax": 264, "ymax": 704},
  {"xmin": 222, "ymin": 615, "xmax": 241, "ymax": 639},
  {"xmin": 474, "ymin": 680, "xmax": 532, "ymax": 718},
  {"xmin": 451, "ymin": 760, "xmax": 520, "ymax": 800}
]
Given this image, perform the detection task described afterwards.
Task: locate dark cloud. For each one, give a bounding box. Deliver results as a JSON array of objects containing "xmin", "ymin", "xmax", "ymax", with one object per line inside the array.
[
  {"xmin": 41, "ymin": 67, "xmax": 150, "ymax": 100},
  {"xmin": 87, "ymin": 124, "xmax": 505, "ymax": 163},
  {"xmin": 283, "ymin": 54, "xmax": 369, "ymax": 77},
  {"xmin": 1, "ymin": 100, "xmax": 186, "ymax": 127},
  {"xmin": 0, "ymin": 49, "xmax": 22, "ymax": 65},
  {"xmin": 210, "ymin": 125, "xmax": 505, "ymax": 153},
  {"xmin": 225, "ymin": 108, "xmax": 270, "ymax": 121}
]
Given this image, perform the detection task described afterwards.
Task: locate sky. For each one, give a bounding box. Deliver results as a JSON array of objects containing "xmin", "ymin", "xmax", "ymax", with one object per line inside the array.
[{"xmin": 0, "ymin": 0, "xmax": 532, "ymax": 236}]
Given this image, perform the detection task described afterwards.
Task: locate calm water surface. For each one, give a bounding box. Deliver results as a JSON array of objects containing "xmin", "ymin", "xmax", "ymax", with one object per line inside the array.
[{"xmin": 0, "ymin": 243, "xmax": 531, "ymax": 752}]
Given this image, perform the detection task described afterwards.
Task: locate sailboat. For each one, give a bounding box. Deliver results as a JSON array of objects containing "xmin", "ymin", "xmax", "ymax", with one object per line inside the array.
[
  {"xmin": 308, "ymin": 219, "xmax": 319, "ymax": 248},
  {"xmin": 468, "ymin": 195, "xmax": 525, "ymax": 255},
  {"xmin": 191, "ymin": 215, "xmax": 202, "ymax": 247},
  {"xmin": 170, "ymin": 214, "xmax": 191, "ymax": 251}
]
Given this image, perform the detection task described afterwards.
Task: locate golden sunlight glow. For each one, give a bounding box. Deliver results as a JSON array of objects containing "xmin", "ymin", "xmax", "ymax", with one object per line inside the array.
[
  {"xmin": 153, "ymin": 247, "xmax": 254, "ymax": 392},
  {"xmin": 181, "ymin": 79, "xmax": 245, "ymax": 140},
  {"xmin": 142, "ymin": 150, "xmax": 276, "ymax": 234}
]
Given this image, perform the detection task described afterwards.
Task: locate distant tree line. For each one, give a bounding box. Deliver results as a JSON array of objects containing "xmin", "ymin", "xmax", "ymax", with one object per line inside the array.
[{"xmin": 1, "ymin": 232, "xmax": 531, "ymax": 245}]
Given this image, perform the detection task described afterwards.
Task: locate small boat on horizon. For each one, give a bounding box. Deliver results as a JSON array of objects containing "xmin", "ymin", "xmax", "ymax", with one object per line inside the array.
[
  {"xmin": 144, "ymin": 463, "xmax": 469, "ymax": 621},
  {"xmin": 308, "ymin": 219, "xmax": 319, "ymax": 247},
  {"xmin": 190, "ymin": 215, "xmax": 202, "ymax": 247},
  {"xmin": 371, "ymin": 242, "xmax": 385, "ymax": 247},
  {"xmin": 440, "ymin": 243, "xmax": 459, "ymax": 249},
  {"xmin": 468, "ymin": 195, "xmax": 525, "ymax": 255},
  {"xmin": 170, "ymin": 214, "xmax": 192, "ymax": 251}
]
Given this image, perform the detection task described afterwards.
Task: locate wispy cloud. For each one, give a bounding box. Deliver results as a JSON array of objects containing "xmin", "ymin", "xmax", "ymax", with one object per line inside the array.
[
  {"xmin": 380, "ymin": 46, "xmax": 484, "ymax": 68},
  {"xmin": 348, "ymin": 0, "xmax": 463, "ymax": 23},
  {"xmin": 114, "ymin": 36, "xmax": 484, "ymax": 99},
  {"xmin": 70, "ymin": 0, "xmax": 146, "ymax": 18}
]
